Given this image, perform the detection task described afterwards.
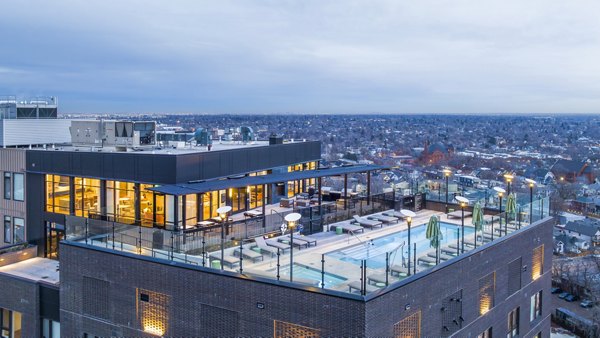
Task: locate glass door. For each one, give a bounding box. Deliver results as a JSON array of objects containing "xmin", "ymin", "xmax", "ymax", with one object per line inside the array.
[{"xmin": 45, "ymin": 222, "xmax": 65, "ymax": 260}]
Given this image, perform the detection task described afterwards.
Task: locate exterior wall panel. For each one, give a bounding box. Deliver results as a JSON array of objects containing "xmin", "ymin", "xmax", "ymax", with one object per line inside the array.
[{"xmin": 0, "ymin": 149, "xmax": 27, "ymax": 246}]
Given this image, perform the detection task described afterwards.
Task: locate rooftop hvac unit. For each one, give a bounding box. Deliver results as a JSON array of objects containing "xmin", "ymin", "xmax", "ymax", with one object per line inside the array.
[
  {"xmin": 241, "ymin": 126, "xmax": 254, "ymax": 143},
  {"xmin": 194, "ymin": 128, "xmax": 212, "ymax": 146}
]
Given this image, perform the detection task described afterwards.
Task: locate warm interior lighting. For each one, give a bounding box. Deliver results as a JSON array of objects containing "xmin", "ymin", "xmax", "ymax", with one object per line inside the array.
[
  {"xmin": 532, "ymin": 245, "xmax": 544, "ymax": 280},
  {"xmin": 143, "ymin": 320, "xmax": 165, "ymax": 336}
]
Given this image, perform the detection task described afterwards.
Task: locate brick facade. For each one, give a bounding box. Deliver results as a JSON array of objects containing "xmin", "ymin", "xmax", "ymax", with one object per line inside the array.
[{"xmin": 59, "ymin": 218, "xmax": 553, "ymax": 337}]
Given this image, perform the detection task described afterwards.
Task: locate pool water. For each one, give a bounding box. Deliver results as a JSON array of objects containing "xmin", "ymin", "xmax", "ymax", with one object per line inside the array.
[
  {"xmin": 326, "ymin": 222, "xmax": 474, "ymax": 269},
  {"xmin": 273, "ymin": 264, "xmax": 348, "ymax": 287}
]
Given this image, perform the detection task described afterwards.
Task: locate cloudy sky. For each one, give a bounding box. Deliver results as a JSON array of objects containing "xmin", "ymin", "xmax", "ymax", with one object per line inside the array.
[{"xmin": 1, "ymin": 0, "xmax": 600, "ymax": 114}]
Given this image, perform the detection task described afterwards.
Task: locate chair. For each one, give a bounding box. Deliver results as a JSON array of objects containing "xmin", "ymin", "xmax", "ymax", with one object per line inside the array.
[
  {"xmin": 368, "ymin": 214, "xmax": 398, "ymax": 224},
  {"xmin": 390, "ymin": 264, "xmax": 408, "ymax": 277},
  {"xmin": 276, "ymin": 235, "xmax": 308, "ymax": 249},
  {"xmin": 278, "ymin": 234, "xmax": 315, "ymax": 248},
  {"xmin": 255, "ymin": 236, "xmax": 290, "ymax": 254},
  {"xmin": 335, "ymin": 223, "xmax": 365, "ymax": 233},
  {"xmin": 382, "ymin": 210, "xmax": 406, "ymax": 220},
  {"xmin": 209, "ymin": 252, "xmax": 239, "ymax": 269},
  {"xmin": 352, "ymin": 215, "xmax": 383, "ymax": 229},
  {"xmin": 233, "ymin": 245, "xmax": 264, "ymax": 262}
]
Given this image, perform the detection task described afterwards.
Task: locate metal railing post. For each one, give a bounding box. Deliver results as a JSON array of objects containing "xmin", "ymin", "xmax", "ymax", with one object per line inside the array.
[
  {"xmin": 276, "ymin": 248, "xmax": 280, "ymax": 281},
  {"xmin": 413, "ymin": 243, "xmax": 417, "ymax": 275},
  {"xmin": 321, "ymin": 254, "xmax": 325, "ymax": 289}
]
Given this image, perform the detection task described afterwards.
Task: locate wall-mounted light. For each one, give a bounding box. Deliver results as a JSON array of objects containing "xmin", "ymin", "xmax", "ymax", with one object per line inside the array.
[{"xmin": 404, "ymin": 304, "xmax": 411, "ymax": 311}]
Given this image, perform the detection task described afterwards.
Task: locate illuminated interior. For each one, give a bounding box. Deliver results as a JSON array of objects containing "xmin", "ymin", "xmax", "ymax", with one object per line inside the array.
[{"xmin": 45, "ymin": 174, "xmax": 71, "ymax": 215}]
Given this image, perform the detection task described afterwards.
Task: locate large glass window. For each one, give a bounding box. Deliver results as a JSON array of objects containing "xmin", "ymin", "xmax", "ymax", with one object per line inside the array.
[
  {"xmin": 12, "ymin": 173, "xmax": 23, "ymax": 201},
  {"xmin": 507, "ymin": 307, "xmax": 519, "ymax": 338},
  {"xmin": 202, "ymin": 193, "xmax": 211, "ymax": 220},
  {"xmin": 74, "ymin": 178, "xmax": 101, "ymax": 217},
  {"xmin": 12, "ymin": 218, "xmax": 24, "ymax": 243},
  {"xmin": 1, "ymin": 308, "xmax": 21, "ymax": 338},
  {"xmin": 3, "ymin": 173, "xmax": 11, "ymax": 200},
  {"xmin": 477, "ymin": 327, "xmax": 492, "ymax": 338},
  {"xmin": 185, "ymin": 194, "xmax": 197, "ymax": 226},
  {"xmin": 107, "ymin": 181, "xmax": 135, "ymax": 224},
  {"xmin": 3, "ymin": 217, "xmax": 10, "ymax": 244},
  {"xmin": 45, "ymin": 175, "xmax": 70, "ymax": 215},
  {"xmin": 42, "ymin": 318, "xmax": 60, "ymax": 338},
  {"xmin": 530, "ymin": 291, "xmax": 542, "ymax": 322},
  {"xmin": 140, "ymin": 185, "xmax": 165, "ymax": 228}
]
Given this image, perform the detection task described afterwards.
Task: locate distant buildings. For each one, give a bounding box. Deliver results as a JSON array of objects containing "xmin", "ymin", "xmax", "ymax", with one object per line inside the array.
[{"xmin": 551, "ymin": 159, "xmax": 594, "ymax": 184}]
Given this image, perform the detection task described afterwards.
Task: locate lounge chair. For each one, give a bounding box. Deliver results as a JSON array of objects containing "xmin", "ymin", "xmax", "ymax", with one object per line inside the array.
[
  {"xmin": 352, "ymin": 215, "xmax": 383, "ymax": 229},
  {"xmin": 335, "ymin": 223, "xmax": 365, "ymax": 233},
  {"xmin": 279, "ymin": 234, "xmax": 316, "ymax": 247},
  {"xmin": 276, "ymin": 235, "xmax": 308, "ymax": 249},
  {"xmin": 390, "ymin": 264, "xmax": 408, "ymax": 277},
  {"xmin": 209, "ymin": 252, "xmax": 240, "ymax": 269},
  {"xmin": 447, "ymin": 210, "xmax": 472, "ymax": 219},
  {"xmin": 367, "ymin": 273, "xmax": 393, "ymax": 286},
  {"xmin": 368, "ymin": 214, "xmax": 398, "ymax": 224},
  {"xmin": 348, "ymin": 281, "xmax": 380, "ymax": 293},
  {"xmin": 233, "ymin": 246, "xmax": 264, "ymax": 262},
  {"xmin": 255, "ymin": 236, "xmax": 290, "ymax": 254},
  {"xmin": 382, "ymin": 210, "xmax": 406, "ymax": 220}
]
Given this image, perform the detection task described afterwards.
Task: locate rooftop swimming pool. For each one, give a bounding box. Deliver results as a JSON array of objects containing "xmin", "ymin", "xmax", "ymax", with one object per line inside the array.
[
  {"xmin": 271, "ymin": 264, "xmax": 348, "ymax": 287},
  {"xmin": 326, "ymin": 222, "xmax": 474, "ymax": 269}
]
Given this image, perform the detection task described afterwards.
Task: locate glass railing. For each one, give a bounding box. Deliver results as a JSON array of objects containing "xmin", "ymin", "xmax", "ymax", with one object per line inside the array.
[{"xmin": 64, "ymin": 196, "xmax": 550, "ymax": 296}]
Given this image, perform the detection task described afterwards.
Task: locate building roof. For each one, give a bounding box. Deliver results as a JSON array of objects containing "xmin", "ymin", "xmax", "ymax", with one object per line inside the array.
[
  {"xmin": 150, "ymin": 164, "xmax": 389, "ymax": 195},
  {"xmin": 551, "ymin": 159, "xmax": 590, "ymax": 174},
  {"xmin": 564, "ymin": 219, "xmax": 600, "ymax": 237},
  {"xmin": 0, "ymin": 257, "xmax": 59, "ymax": 285}
]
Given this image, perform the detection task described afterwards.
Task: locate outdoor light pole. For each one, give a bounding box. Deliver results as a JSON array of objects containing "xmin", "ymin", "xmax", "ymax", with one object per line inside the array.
[
  {"xmin": 285, "ymin": 213, "xmax": 302, "ymax": 282},
  {"xmin": 461, "ymin": 202, "xmax": 465, "ymax": 253},
  {"xmin": 525, "ymin": 179, "xmax": 536, "ymax": 224},
  {"xmin": 407, "ymin": 216, "xmax": 412, "ymax": 276},
  {"xmin": 217, "ymin": 206, "xmax": 232, "ymax": 271},
  {"xmin": 456, "ymin": 196, "xmax": 469, "ymax": 254},
  {"xmin": 401, "ymin": 209, "xmax": 416, "ymax": 276},
  {"xmin": 504, "ymin": 173, "xmax": 513, "ymax": 196}
]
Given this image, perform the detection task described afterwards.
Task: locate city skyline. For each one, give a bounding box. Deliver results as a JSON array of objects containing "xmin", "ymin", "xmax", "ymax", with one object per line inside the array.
[{"xmin": 1, "ymin": 0, "xmax": 600, "ymax": 114}]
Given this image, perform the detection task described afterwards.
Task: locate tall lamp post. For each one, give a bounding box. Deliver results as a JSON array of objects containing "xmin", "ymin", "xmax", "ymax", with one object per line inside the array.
[
  {"xmin": 525, "ymin": 179, "xmax": 536, "ymax": 224},
  {"xmin": 217, "ymin": 206, "xmax": 232, "ymax": 271},
  {"xmin": 456, "ymin": 196, "xmax": 469, "ymax": 253},
  {"xmin": 443, "ymin": 169, "xmax": 452, "ymax": 211},
  {"xmin": 284, "ymin": 212, "xmax": 301, "ymax": 282},
  {"xmin": 401, "ymin": 209, "xmax": 416, "ymax": 276},
  {"xmin": 504, "ymin": 173, "xmax": 514, "ymax": 196},
  {"xmin": 493, "ymin": 187, "xmax": 506, "ymax": 236}
]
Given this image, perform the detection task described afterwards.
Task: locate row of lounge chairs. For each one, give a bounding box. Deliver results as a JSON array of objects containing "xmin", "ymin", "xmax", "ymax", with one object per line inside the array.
[{"xmin": 210, "ymin": 233, "xmax": 320, "ymax": 268}]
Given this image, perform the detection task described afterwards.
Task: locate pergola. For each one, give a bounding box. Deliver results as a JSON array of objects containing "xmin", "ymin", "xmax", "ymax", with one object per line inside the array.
[{"xmin": 149, "ymin": 164, "xmax": 389, "ymax": 229}]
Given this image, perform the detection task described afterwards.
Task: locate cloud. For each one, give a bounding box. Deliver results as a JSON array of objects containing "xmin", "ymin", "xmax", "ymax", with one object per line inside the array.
[{"xmin": 1, "ymin": 0, "xmax": 600, "ymax": 113}]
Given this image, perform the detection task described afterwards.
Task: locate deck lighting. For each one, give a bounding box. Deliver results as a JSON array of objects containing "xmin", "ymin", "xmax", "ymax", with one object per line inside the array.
[
  {"xmin": 217, "ymin": 205, "xmax": 232, "ymax": 271},
  {"xmin": 285, "ymin": 212, "xmax": 301, "ymax": 282}
]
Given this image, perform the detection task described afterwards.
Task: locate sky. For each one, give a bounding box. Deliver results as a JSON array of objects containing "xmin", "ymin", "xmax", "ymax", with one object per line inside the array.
[{"xmin": 1, "ymin": 0, "xmax": 600, "ymax": 114}]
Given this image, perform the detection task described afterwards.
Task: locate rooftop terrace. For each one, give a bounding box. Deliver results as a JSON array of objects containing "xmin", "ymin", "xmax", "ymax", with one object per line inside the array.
[{"xmin": 64, "ymin": 193, "xmax": 550, "ymax": 297}]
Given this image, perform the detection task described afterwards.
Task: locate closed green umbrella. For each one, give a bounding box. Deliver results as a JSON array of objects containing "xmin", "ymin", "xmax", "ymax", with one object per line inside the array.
[
  {"xmin": 505, "ymin": 193, "xmax": 517, "ymax": 233},
  {"xmin": 471, "ymin": 202, "xmax": 484, "ymax": 248},
  {"xmin": 426, "ymin": 215, "xmax": 443, "ymax": 264}
]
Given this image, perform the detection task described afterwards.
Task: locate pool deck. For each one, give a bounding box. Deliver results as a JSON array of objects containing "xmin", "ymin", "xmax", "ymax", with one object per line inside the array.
[{"xmin": 237, "ymin": 209, "xmax": 478, "ymax": 292}]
